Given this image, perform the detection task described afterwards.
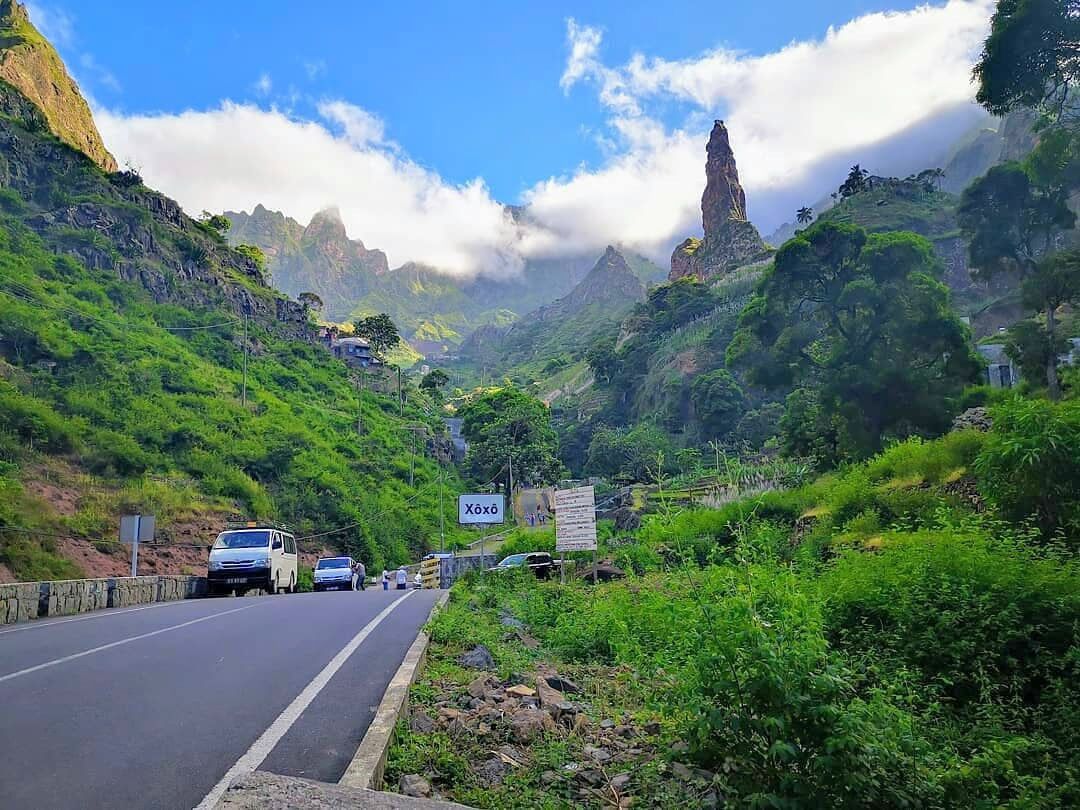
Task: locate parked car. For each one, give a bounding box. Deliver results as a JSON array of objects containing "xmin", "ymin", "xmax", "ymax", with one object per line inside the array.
[
  {"xmin": 208, "ymin": 523, "xmax": 298, "ymax": 595},
  {"xmin": 489, "ymin": 552, "xmax": 560, "ymax": 580},
  {"xmin": 312, "ymin": 557, "xmax": 356, "ymax": 591}
]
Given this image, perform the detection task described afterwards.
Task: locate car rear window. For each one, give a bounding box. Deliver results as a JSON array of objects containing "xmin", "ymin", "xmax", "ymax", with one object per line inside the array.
[
  {"xmin": 317, "ymin": 557, "xmax": 352, "ymax": 569},
  {"xmin": 213, "ymin": 530, "xmax": 271, "ymax": 549},
  {"xmin": 498, "ymin": 554, "xmax": 528, "ymax": 566}
]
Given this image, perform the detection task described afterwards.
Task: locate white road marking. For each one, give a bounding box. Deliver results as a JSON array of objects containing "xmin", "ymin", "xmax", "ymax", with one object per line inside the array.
[
  {"xmin": 193, "ymin": 590, "xmax": 416, "ymax": 810},
  {"xmin": 0, "ymin": 604, "xmax": 260, "ymax": 683},
  {"xmin": 0, "ymin": 599, "xmax": 182, "ymax": 635}
]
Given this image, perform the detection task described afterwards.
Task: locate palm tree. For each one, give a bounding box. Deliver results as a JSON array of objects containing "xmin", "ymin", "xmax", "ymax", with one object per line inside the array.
[{"xmin": 796, "ymin": 206, "xmax": 814, "ymax": 225}]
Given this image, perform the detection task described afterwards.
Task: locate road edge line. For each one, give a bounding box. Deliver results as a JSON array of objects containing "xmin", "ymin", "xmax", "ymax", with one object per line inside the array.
[
  {"xmin": 338, "ymin": 589, "xmax": 451, "ymax": 791},
  {"xmin": 196, "ymin": 590, "xmax": 415, "ymax": 810}
]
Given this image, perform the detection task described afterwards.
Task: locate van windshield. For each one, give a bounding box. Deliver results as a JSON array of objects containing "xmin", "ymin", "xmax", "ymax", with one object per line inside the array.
[
  {"xmin": 213, "ymin": 530, "xmax": 271, "ymax": 549},
  {"xmin": 317, "ymin": 558, "xmax": 352, "ymax": 569}
]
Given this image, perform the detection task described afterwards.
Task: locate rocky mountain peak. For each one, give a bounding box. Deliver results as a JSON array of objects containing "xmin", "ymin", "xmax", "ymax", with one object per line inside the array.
[
  {"xmin": 304, "ymin": 206, "xmax": 349, "ymax": 241},
  {"xmin": 0, "ymin": 0, "xmax": 118, "ymax": 172},
  {"xmin": 670, "ymin": 121, "xmax": 767, "ymax": 282},
  {"xmin": 702, "ymin": 120, "xmax": 749, "ymax": 233}
]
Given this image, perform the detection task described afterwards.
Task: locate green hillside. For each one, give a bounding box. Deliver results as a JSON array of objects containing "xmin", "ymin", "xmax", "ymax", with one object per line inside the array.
[{"xmin": 0, "ymin": 79, "xmax": 460, "ymax": 580}]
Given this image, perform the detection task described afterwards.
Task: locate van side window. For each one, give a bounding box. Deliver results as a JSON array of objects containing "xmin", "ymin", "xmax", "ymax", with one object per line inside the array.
[
  {"xmin": 272, "ymin": 532, "xmax": 283, "ymax": 550},
  {"xmin": 284, "ymin": 535, "xmax": 296, "ymax": 555}
]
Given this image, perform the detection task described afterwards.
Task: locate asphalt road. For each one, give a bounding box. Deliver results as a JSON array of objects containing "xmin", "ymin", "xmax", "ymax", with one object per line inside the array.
[{"xmin": 0, "ymin": 587, "xmax": 441, "ymax": 810}]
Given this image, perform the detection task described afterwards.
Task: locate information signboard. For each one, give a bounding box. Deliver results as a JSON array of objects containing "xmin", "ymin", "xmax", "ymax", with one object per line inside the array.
[{"xmin": 555, "ymin": 486, "xmax": 597, "ymax": 551}]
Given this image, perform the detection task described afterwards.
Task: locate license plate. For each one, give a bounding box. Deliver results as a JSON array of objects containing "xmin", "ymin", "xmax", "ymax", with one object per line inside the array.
[{"xmin": 226, "ymin": 577, "xmax": 246, "ymax": 585}]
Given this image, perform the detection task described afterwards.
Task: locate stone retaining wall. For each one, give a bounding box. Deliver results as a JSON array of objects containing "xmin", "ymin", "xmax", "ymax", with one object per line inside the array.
[
  {"xmin": 438, "ymin": 555, "xmax": 497, "ymax": 588},
  {"xmin": 0, "ymin": 574, "xmax": 209, "ymax": 625}
]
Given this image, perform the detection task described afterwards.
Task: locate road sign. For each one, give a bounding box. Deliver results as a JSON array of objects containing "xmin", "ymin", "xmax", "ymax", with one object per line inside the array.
[
  {"xmin": 458, "ymin": 494, "xmax": 504, "ymax": 525},
  {"xmin": 119, "ymin": 514, "xmax": 155, "ymax": 578},
  {"xmin": 555, "ymin": 486, "xmax": 597, "ymax": 551},
  {"xmin": 119, "ymin": 514, "xmax": 155, "ymax": 543}
]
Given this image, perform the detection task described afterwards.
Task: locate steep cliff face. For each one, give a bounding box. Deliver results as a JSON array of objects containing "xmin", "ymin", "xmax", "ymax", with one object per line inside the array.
[
  {"xmin": 225, "ymin": 206, "xmax": 388, "ymax": 320},
  {"xmin": 0, "ymin": 77, "xmax": 308, "ymax": 337},
  {"xmin": 670, "ymin": 121, "xmax": 768, "ymax": 282},
  {"xmin": 0, "ymin": 0, "xmax": 117, "ymax": 172}
]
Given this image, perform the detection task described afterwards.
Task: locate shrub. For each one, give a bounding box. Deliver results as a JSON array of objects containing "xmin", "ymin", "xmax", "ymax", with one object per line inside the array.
[{"xmin": 974, "ymin": 398, "xmax": 1080, "ymax": 539}]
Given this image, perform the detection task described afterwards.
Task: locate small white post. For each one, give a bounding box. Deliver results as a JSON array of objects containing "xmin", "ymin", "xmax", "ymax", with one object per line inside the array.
[{"xmin": 130, "ymin": 514, "xmax": 140, "ymax": 577}]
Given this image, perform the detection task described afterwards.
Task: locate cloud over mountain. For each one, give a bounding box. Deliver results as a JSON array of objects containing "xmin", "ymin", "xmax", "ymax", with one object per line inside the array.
[{"xmin": 96, "ymin": 0, "xmax": 995, "ymax": 278}]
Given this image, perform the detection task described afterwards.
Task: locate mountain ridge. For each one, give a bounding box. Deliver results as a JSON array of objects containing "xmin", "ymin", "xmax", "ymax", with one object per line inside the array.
[{"xmin": 0, "ymin": 0, "xmax": 117, "ymax": 172}]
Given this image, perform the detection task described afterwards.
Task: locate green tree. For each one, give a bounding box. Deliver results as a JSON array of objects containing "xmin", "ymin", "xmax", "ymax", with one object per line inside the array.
[
  {"xmin": 199, "ymin": 211, "xmax": 232, "ymax": 235},
  {"xmin": 958, "ymin": 163, "xmax": 1077, "ymax": 397},
  {"xmin": 353, "ymin": 313, "xmax": 401, "ymax": 357},
  {"xmin": 839, "ymin": 164, "xmax": 870, "ymax": 198},
  {"xmin": 974, "ymin": 0, "xmax": 1080, "ymax": 125},
  {"xmin": 796, "ymin": 206, "xmax": 814, "ymax": 225},
  {"xmin": 420, "ymin": 368, "xmax": 450, "ymax": 394},
  {"xmin": 585, "ymin": 335, "xmax": 620, "ymax": 385},
  {"xmin": 298, "ymin": 291, "xmax": 324, "ymax": 313},
  {"xmin": 585, "ymin": 423, "xmax": 674, "ymax": 483},
  {"xmin": 690, "ymin": 369, "xmax": 745, "ymax": 440},
  {"xmin": 728, "ymin": 222, "xmax": 980, "ymax": 463},
  {"xmin": 459, "ymin": 387, "xmax": 565, "ymax": 486}
]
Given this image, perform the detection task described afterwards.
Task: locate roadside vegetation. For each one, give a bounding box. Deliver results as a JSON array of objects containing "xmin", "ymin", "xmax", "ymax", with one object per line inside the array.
[
  {"xmin": 388, "ymin": 396, "xmax": 1080, "ymax": 808},
  {"xmin": 0, "ymin": 211, "xmax": 463, "ymax": 578}
]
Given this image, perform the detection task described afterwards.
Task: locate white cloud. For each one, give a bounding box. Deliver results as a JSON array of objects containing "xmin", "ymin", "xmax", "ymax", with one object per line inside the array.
[
  {"xmin": 94, "ymin": 1, "xmax": 997, "ymax": 278},
  {"xmin": 254, "ymin": 73, "xmax": 273, "ymax": 96},
  {"xmin": 304, "ymin": 60, "xmax": 327, "ymax": 81},
  {"xmin": 95, "ymin": 102, "xmax": 525, "ymax": 278},
  {"xmin": 526, "ymin": 0, "xmax": 995, "ymax": 258}
]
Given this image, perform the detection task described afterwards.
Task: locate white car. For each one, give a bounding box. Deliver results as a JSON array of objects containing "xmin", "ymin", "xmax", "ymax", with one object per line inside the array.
[
  {"xmin": 312, "ymin": 557, "xmax": 356, "ymax": 591},
  {"xmin": 208, "ymin": 524, "xmax": 298, "ymax": 595}
]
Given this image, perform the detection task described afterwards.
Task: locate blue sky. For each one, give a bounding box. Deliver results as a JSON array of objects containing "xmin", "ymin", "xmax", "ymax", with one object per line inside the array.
[
  {"xmin": 48, "ymin": 0, "xmax": 932, "ymax": 201},
  {"xmin": 31, "ymin": 1, "xmax": 995, "ymax": 276}
]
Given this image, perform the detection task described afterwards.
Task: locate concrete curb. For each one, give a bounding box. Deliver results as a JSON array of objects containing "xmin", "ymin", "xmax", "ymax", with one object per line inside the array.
[{"xmin": 339, "ymin": 590, "xmax": 451, "ymax": 791}]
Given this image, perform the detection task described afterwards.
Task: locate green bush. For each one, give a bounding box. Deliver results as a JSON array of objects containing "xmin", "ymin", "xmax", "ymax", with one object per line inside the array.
[{"xmin": 975, "ymin": 398, "xmax": 1080, "ymax": 539}]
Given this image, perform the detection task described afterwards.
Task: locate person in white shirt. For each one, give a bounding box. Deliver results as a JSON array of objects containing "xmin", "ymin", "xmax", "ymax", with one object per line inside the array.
[
  {"xmin": 413, "ymin": 572, "xmax": 423, "ymax": 589},
  {"xmin": 396, "ymin": 566, "xmax": 408, "ymax": 590},
  {"xmin": 381, "ymin": 570, "xmax": 389, "ymax": 590}
]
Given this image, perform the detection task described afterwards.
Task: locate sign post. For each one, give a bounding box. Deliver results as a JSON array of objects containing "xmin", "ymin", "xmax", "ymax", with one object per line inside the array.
[
  {"xmin": 119, "ymin": 514, "xmax": 156, "ymax": 577},
  {"xmin": 554, "ymin": 487, "xmax": 597, "ymax": 584},
  {"xmin": 458, "ymin": 494, "xmax": 505, "ymax": 574}
]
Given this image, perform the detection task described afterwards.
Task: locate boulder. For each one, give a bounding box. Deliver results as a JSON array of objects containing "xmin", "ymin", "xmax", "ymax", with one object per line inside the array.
[
  {"xmin": 457, "ymin": 644, "xmax": 496, "ymax": 670},
  {"xmin": 544, "ymin": 674, "xmax": 581, "ymax": 694},
  {"xmin": 399, "ymin": 774, "xmax": 432, "ymax": 798},
  {"xmin": 505, "ymin": 684, "xmax": 536, "ymax": 698}
]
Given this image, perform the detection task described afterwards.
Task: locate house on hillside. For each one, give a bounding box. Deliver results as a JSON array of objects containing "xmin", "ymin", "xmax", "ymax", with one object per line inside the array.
[
  {"xmin": 332, "ymin": 336, "xmax": 381, "ymax": 369},
  {"xmin": 977, "ymin": 344, "xmax": 1017, "ymax": 389}
]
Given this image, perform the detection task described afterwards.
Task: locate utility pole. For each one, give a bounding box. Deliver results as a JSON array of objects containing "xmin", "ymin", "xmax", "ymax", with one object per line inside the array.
[
  {"xmin": 241, "ymin": 309, "xmax": 249, "ymax": 407},
  {"xmin": 409, "ymin": 430, "xmax": 416, "ymax": 487},
  {"xmin": 397, "ymin": 366, "xmax": 403, "ymax": 416},
  {"xmin": 439, "ymin": 465, "xmax": 445, "ymax": 553},
  {"xmin": 355, "ymin": 375, "xmax": 363, "ymax": 435},
  {"xmin": 508, "ymin": 454, "xmax": 514, "ymax": 526}
]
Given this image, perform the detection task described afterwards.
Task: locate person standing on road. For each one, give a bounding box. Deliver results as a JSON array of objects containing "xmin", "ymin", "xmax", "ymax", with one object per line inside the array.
[
  {"xmin": 413, "ymin": 571, "xmax": 423, "ymax": 589},
  {"xmin": 381, "ymin": 569, "xmax": 390, "ymax": 590},
  {"xmin": 396, "ymin": 566, "xmax": 408, "ymax": 590},
  {"xmin": 354, "ymin": 560, "xmax": 366, "ymax": 591}
]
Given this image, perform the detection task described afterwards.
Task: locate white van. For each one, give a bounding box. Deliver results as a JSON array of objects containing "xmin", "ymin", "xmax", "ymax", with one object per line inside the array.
[{"xmin": 207, "ymin": 524, "xmax": 298, "ymax": 595}]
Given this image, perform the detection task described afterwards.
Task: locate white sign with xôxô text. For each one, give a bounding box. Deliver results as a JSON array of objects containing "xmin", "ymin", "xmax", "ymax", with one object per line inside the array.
[{"xmin": 458, "ymin": 494, "xmax": 505, "ymax": 525}]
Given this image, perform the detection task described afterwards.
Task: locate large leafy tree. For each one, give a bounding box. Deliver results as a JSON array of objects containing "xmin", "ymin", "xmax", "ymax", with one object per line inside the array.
[
  {"xmin": 958, "ymin": 161, "xmax": 1077, "ymax": 397},
  {"xmin": 459, "ymin": 387, "xmax": 565, "ymax": 486},
  {"xmin": 690, "ymin": 369, "xmax": 746, "ymax": 440},
  {"xmin": 728, "ymin": 222, "xmax": 980, "ymax": 463},
  {"xmin": 352, "ymin": 313, "xmax": 401, "ymax": 357},
  {"xmin": 974, "ymin": 0, "xmax": 1080, "ymax": 125}
]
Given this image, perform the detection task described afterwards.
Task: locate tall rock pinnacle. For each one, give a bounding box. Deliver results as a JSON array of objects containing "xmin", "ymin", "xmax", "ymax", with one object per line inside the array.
[
  {"xmin": 0, "ymin": 0, "xmax": 118, "ymax": 172},
  {"xmin": 701, "ymin": 121, "xmax": 749, "ymax": 234},
  {"xmin": 670, "ymin": 120, "xmax": 767, "ymax": 282}
]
